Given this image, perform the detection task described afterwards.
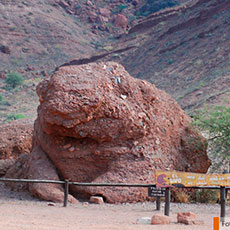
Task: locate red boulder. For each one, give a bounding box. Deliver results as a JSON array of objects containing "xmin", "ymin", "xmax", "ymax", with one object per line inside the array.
[{"xmin": 6, "ymin": 62, "xmax": 210, "ymax": 203}]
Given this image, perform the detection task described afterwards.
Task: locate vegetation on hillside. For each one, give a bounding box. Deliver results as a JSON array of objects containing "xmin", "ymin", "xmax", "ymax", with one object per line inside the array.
[
  {"xmin": 4, "ymin": 113, "xmax": 27, "ymax": 123},
  {"xmin": 136, "ymin": 0, "xmax": 179, "ymax": 16},
  {"xmin": 193, "ymin": 104, "xmax": 230, "ymax": 172},
  {"xmin": 5, "ymin": 72, "xmax": 24, "ymax": 89}
]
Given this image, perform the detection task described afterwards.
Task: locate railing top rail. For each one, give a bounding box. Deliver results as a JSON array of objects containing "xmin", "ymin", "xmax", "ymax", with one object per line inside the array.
[
  {"xmin": 0, "ymin": 178, "xmax": 65, "ymax": 184},
  {"xmin": 0, "ymin": 178, "xmax": 230, "ymax": 189}
]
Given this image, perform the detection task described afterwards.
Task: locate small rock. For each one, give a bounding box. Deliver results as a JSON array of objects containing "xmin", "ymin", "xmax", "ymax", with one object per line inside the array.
[
  {"xmin": 151, "ymin": 214, "xmax": 170, "ymax": 225},
  {"xmin": 120, "ymin": 94, "xmax": 127, "ymax": 100},
  {"xmin": 47, "ymin": 202, "xmax": 56, "ymax": 206},
  {"xmin": 113, "ymin": 14, "xmax": 128, "ymax": 31},
  {"xmin": 63, "ymin": 144, "xmax": 71, "ymax": 149},
  {"xmin": 137, "ymin": 217, "xmax": 151, "ymax": 225},
  {"xmin": 83, "ymin": 202, "xmax": 89, "ymax": 206},
  {"xmin": 177, "ymin": 212, "xmax": 197, "ymax": 225},
  {"xmin": 68, "ymin": 147, "xmax": 75, "ymax": 152},
  {"xmin": 90, "ymin": 196, "xmax": 104, "ymax": 204}
]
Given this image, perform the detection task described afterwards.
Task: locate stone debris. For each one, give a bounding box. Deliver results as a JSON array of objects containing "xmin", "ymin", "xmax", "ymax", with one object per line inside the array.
[
  {"xmin": 136, "ymin": 217, "xmax": 151, "ymax": 225},
  {"xmin": 177, "ymin": 212, "xmax": 203, "ymax": 225},
  {"xmin": 151, "ymin": 214, "xmax": 171, "ymax": 225},
  {"xmin": 90, "ymin": 196, "xmax": 104, "ymax": 204}
]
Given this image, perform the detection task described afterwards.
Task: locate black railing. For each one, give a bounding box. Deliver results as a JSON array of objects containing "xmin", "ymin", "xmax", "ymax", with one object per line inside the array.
[{"xmin": 0, "ymin": 178, "xmax": 228, "ymax": 219}]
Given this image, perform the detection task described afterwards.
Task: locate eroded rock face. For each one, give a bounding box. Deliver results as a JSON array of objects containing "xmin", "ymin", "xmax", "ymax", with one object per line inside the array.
[
  {"xmin": 0, "ymin": 159, "xmax": 15, "ymax": 177},
  {"xmin": 31, "ymin": 61, "xmax": 210, "ymax": 203},
  {"xmin": 0, "ymin": 119, "xmax": 33, "ymax": 160},
  {"xmin": 5, "ymin": 146, "xmax": 78, "ymax": 204}
]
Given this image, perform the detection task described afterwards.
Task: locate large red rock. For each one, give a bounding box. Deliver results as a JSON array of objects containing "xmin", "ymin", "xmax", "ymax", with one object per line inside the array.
[{"xmin": 29, "ymin": 61, "xmax": 210, "ymax": 203}]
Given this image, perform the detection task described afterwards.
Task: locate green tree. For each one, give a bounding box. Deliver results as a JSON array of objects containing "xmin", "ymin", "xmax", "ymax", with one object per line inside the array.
[
  {"xmin": 193, "ymin": 105, "xmax": 230, "ymax": 172},
  {"xmin": 5, "ymin": 72, "xmax": 24, "ymax": 89}
]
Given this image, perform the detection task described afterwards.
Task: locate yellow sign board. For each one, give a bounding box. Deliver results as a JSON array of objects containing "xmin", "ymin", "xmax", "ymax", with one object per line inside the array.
[{"xmin": 156, "ymin": 171, "xmax": 230, "ymax": 187}]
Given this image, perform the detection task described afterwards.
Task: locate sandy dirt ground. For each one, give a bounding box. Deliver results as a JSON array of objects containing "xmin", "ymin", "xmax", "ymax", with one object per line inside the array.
[{"xmin": 0, "ymin": 182, "xmax": 228, "ymax": 230}]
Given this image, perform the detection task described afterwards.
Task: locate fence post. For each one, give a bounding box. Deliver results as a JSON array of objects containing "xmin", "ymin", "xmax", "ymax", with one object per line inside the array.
[
  {"xmin": 220, "ymin": 186, "xmax": 226, "ymax": 221},
  {"xmin": 64, "ymin": 180, "xmax": 69, "ymax": 207},
  {"xmin": 164, "ymin": 187, "xmax": 170, "ymax": 216},
  {"xmin": 156, "ymin": 197, "xmax": 161, "ymax": 210}
]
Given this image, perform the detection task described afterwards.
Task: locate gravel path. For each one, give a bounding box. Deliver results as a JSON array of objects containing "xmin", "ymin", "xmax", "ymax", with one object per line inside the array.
[{"xmin": 0, "ymin": 182, "xmax": 228, "ymax": 230}]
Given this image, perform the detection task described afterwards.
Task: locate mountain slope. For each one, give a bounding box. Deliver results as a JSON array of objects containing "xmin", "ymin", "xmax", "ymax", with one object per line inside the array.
[
  {"xmin": 0, "ymin": 0, "xmax": 229, "ymax": 124},
  {"xmin": 106, "ymin": 0, "xmax": 230, "ymax": 111},
  {"xmin": 49, "ymin": 0, "xmax": 230, "ymax": 112},
  {"xmin": 0, "ymin": 0, "xmax": 101, "ymax": 70}
]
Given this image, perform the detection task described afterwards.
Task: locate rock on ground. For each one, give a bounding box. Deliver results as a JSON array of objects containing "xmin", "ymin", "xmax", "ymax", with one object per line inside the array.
[
  {"xmin": 137, "ymin": 217, "xmax": 151, "ymax": 225},
  {"xmin": 6, "ymin": 61, "xmax": 210, "ymax": 203},
  {"xmin": 177, "ymin": 212, "xmax": 203, "ymax": 225},
  {"xmin": 90, "ymin": 196, "xmax": 104, "ymax": 204},
  {"xmin": 113, "ymin": 14, "xmax": 128, "ymax": 31},
  {"xmin": 151, "ymin": 214, "xmax": 171, "ymax": 225}
]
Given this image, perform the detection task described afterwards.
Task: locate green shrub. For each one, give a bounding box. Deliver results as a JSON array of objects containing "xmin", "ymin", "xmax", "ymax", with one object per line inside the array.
[
  {"xmin": 5, "ymin": 72, "xmax": 24, "ymax": 89},
  {"xmin": 194, "ymin": 189, "xmax": 219, "ymax": 203},
  {"xmin": 5, "ymin": 113, "xmax": 26, "ymax": 122},
  {"xmin": 172, "ymin": 188, "xmax": 219, "ymax": 203},
  {"xmin": 0, "ymin": 94, "xmax": 3, "ymax": 101},
  {"xmin": 193, "ymin": 105, "xmax": 230, "ymax": 171}
]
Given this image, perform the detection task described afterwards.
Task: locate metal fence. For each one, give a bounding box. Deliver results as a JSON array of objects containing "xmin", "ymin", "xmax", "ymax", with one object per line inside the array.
[{"xmin": 0, "ymin": 178, "xmax": 228, "ymax": 219}]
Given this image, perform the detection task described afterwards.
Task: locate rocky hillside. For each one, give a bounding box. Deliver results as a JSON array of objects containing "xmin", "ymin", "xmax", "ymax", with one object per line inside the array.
[
  {"xmin": 0, "ymin": 0, "xmax": 104, "ymax": 123},
  {"xmin": 101, "ymin": 0, "xmax": 230, "ymax": 111},
  {"xmin": 0, "ymin": 0, "xmax": 229, "ymax": 123},
  {"xmin": 0, "ymin": 0, "xmax": 102, "ymax": 71}
]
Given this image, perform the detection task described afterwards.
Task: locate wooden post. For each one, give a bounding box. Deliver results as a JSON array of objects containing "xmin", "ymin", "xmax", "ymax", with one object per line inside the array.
[
  {"xmin": 220, "ymin": 186, "xmax": 226, "ymax": 221},
  {"xmin": 164, "ymin": 187, "xmax": 170, "ymax": 216},
  {"xmin": 64, "ymin": 180, "xmax": 69, "ymax": 207},
  {"xmin": 156, "ymin": 197, "xmax": 161, "ymax": 210}
]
